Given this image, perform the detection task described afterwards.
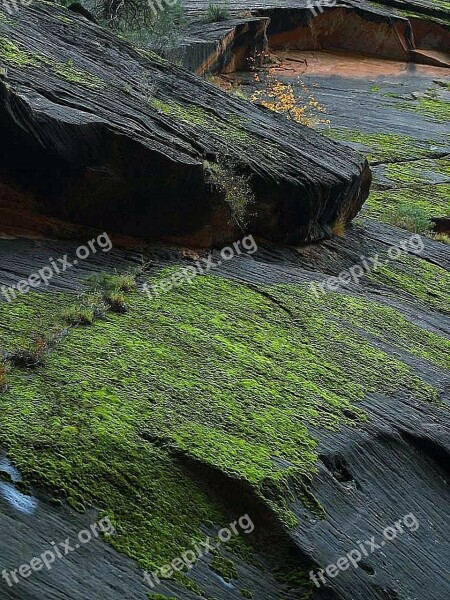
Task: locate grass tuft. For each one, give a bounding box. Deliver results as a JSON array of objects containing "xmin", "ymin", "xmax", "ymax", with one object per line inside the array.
[
  {"xmin": 104, "ymin": 291, "xmax": 127, "ymax": 314},
  {"xmin": 202, "ymin": 3, "xmax": 231, "ymax": 22},
  {"xmin": 61, "ymin": 305, "xmax": 95, "ymax": 326},
  {"xmin": 86, "ymin": 272, "xmax": 137, "ymax": 293},
  {"xmin": 332, "ymin": 218, "xmax": 346, "ymax": 237},
  {"xmin": 384, "ymin": 203, "xmax": 431, "ymax": 234},
  {"xmin": 9, "ymin": 335, "xmax": 50, "ymax": 368}
]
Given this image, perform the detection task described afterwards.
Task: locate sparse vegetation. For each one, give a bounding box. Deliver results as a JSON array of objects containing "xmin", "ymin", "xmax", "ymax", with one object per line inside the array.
[
  {"xmin": 104, "ymin": 290, "xmax": 128, "ymax": 313},
  {"xmin": 204, "ymin": 157, "xmax": 255, "ymax": 228},
  {"xmin": 332, "ymin": 218, "xmax": 347, "ymax": 237},
  {"xmin": 250, "ymin": 68, "xmax": 330, "ymax": 127},
  {"xmin": 202, "ymin": 3, "xmax": 231, "ymax": 22},
  {"xmin": 210, "ymin": 555, "xmax": 239, "ymax": 580},
  {"xmin": 86, "ymin": 272, "xmax": 137, "ymax": 293},
  {"xmin": 431, "ymin": 232, "xmax": 450, "ymax": 244},
  {"xmin": 61, "ymin": 305, "xmax": 96, "ymax": 326},
  {"xmin": 92, "ymin": 0, "xmax": 185, "ymax": 54},
  {"xmin": 384, "ymin": 203, "xmax": 431, "ymax": 234},
  {"xmin": 0, "ymin": 362, "xmax": 8, "ymax": 391},
  {"xmin": 9, "ymin": 335, "xmax": 50, "ymax": 368}
]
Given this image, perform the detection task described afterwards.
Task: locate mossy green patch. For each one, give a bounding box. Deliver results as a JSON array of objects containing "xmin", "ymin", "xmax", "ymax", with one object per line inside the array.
[
  {"xmin": 366, "ymin": 183, "xmax": 450, "ymax": 224},
  {"xmin": 210, "ymin": 555, "xmax": 238, "ymax": 580},
  {"xmin": 0, "ymin": 37, "xmax": 40, "ymax": 67},
  {"xmin": 390, "ymin": 5, "xmax": 450, "ymax": 26},
  {"xmin": 150, "ymin": 98, "xmax": 252, "ymax": 145},
  {"xmin": 150, "ymin": 98, "xmax": 282, "ymax": 159},
  {"xmin": 382, "ymin": 157, "xmax": 450, "ymax": 187},
  {"xmin": 321, "ymin": 128, "xmax": 445, "ymax": 162},
  {"xmin": 0, "ymin": 35, "xmax": 104, "ymax": 88},
  {"xmin": 395, "ymin": 95, "xmax": 450, "ymax": 124},
  {"xmin": 0, "ymin": 269, "xmax": 446, "ymax": 582},
  {"xmin": 56, "ymin": 14, "xmax": 74, "ymax": 24},
  {"xmin": 366, "ymin": 253, "xmax": 450, "ymax": 316},
  {"xmin": 50, "ymin": 59, "xmax": 105, "ymax": 89}
]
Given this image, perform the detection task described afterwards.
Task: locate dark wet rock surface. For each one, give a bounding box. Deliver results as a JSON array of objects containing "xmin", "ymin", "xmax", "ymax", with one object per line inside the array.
[
  {"xmin": 0, "ymin": 478, "xmax": 302, "ymax": 600},
  {"xmin": 1, "ymin": 216, "xmax": 449, "ymax": 599},
  {"xmin": 0, "ymin": 4, "xmax": 369, "ymax": 246},
  {"xmin": 0, "ymin": 1, "xmax": 449, "ymax": 599}
]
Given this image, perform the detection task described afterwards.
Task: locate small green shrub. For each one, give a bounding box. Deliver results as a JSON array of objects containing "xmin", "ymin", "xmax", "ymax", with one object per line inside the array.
[
  {"xmin": 104, "ymin": 291, "xmax": 127, "ymax": 313},
  {"xmin": 204, "ymin": 157, "xmax": 255, "ymax": 229},
  {"xmin": 9, "ymin": 335, "xmax": 49, "ymax": 368},
  {"xmin": 202, "ymin": 3, "xmax": 231, "ymax": 22},
  {"xmin": 86, "ymin": 272, "xmax": 137, "ymax": 293},
  {"xmin": 61, "ymin": 305, "xmax": 95, "ymax": 326},
  {"xmin": 241, "ymin": 590, "xmax": 253, "ymax": 599},
  {"xmin": 385, "ymin": 203, "xmax": 431, "ymax": 234}
]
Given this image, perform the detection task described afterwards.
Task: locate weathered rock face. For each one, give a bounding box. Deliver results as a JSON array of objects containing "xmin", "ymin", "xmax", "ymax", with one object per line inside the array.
[
  {"xmin": 181, "ymin": 0, "xmax": 450, "ymax": 71},
  {"xmin": 167, "ymin": 17, "xmax": 270, "ymax": 75},
  {"xmin": 0, "ymin": 3, "xmax": 370, "ymax": 246},
  {"xmin": 262, "ymin": 3, "xmax": 450, "ymax": 67}
]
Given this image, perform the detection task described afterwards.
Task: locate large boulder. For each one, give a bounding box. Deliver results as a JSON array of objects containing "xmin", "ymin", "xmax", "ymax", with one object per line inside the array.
[{"xmin": 0, "ymin": 2, "xmax": 370, "ymax": 246}]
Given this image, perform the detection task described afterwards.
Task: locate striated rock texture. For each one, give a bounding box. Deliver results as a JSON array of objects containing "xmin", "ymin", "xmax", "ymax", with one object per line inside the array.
[
  {"xmin": 0, "ymin": 219, "xmax": 449, "ymax": 600},
  {"xmin": 182, "ymin": 0, "xmax": 450, "ymax": 71},
  {"xmin": 167, "ymin": 17, "xmax": 270, "ymax": 75},
  {"xmin": 0, "ymin": 3, "xmax": 370, "ymax": 246}
]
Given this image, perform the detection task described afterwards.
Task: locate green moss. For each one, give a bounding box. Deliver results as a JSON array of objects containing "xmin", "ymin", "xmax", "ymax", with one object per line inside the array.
[
  {"xmin": 0, "ymin": 268, "xmax": 446, "ymax": 582},
  {"xmin": 366, "ymin": 253, "xmax": 450, "ymax": 315},
  {"xmin": 51, "ymin": 59, "xmax": 105, "ymax": 89},
  {"xmin": 321, "ymin": 128, "xmax": 445, "ymax": 162},
  {"xmin": 56, "ymin": 14, "xmax": 74, "ymax": 24},
  {"xmin": 136, "ymin": 48, "xmax": 168, "ymax": 64},
  {"xmin": 273, "ymin": 566, "xmax": 312, "ymax": 588},
  {"xmin": 241, "ymin": 589, "xmax": 253, "ymax": 599},
  {"xmin": 390, "ymin": 6, "xmax": 450, "ymax": 26},
  {"xmin": 0, "ymin": 12, "xmax": 12, "ymax": 24},
  {"xmin": 368, "ymin": 157, "xmax": 450, "ymax": 235},
  {"xmin": 382, "ymin": 157, "xmax": 450, "ymax": 186},
  {"xmin": 210, "ymin": 555, "xmax": 238, "ymax": 580},
  {"xmin": 151, "ymin": 98, "xmax": 252, "ymax": 145},
  {"xmin": 150, "ymin": 98, "xmax": 282, "ymax": 159},
  {"xmin": 366, "ymin": 183, "xmax": 450, "ymax": 224},
  {"xmin": 0, "ymin": 37, "xmax": 104, "ymax": 88},
  {"xmin": 0, "ymin": 37, "xmax": 40, "ymax": 67},
  {"xmin": 395, "ymin": 95, "xmax": 450, "ymax": 124}
]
